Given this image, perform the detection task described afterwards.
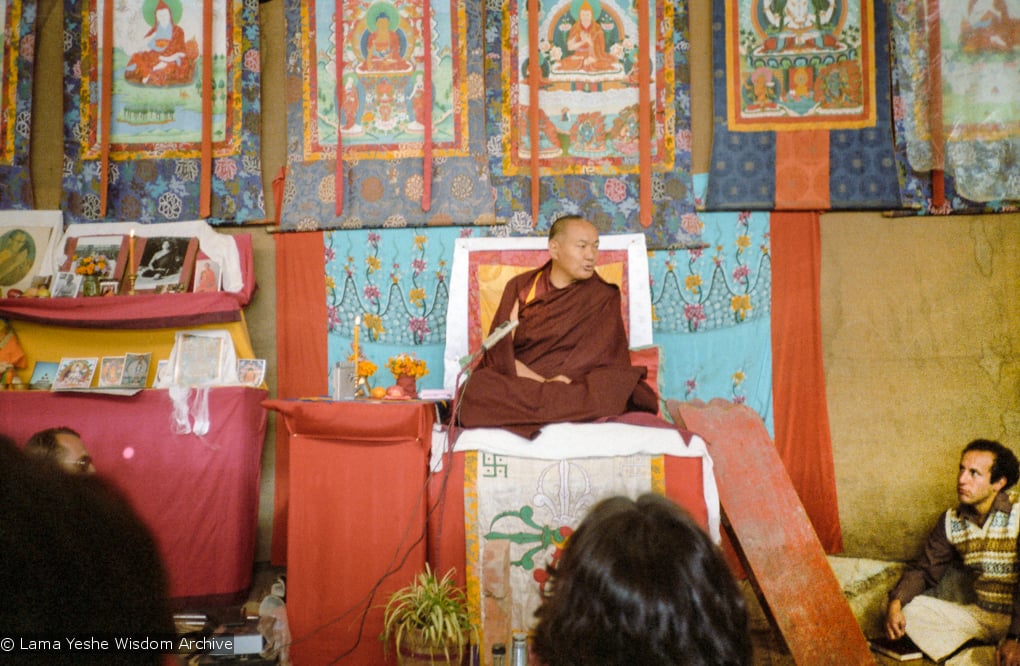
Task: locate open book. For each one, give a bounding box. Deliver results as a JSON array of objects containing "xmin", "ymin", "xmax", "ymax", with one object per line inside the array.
[{"xmin": 868, "ymin": 636, "xmax": 923, "ymax": 661}]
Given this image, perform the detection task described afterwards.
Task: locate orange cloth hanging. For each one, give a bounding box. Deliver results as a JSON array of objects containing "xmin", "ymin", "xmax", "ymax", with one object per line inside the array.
[
  {"xmin": 637, "ymin": 0, "xmax": 651, "ymax": 227},
  {"xmin": 99, "ymin": 0, "xmax": 113, "ymax": 218},
  {"xmin": 273, "ymin": 165, "xmax": 287, "ymax": 225},
  {"xmin": 770, "ymin": 211, "xmax": 843, "ymax": 553},
  {"xmin": 270, "ymin": 230, "xmax": 329, "ymax": 565},
  {"xmin": 200, "ymin": 0, "xmax": 213, "ymax": 217},
  {"xmin": 422, "ymin": 0, "xmax": 433, "ymax": 211},
  {"xmin": 774, "ymin": 130, "xmax": 830, "ymax": 209},
  {"xmin": 528, "ymin": 0, "xmax": 540, "ymax": 226},
  {"xmin": 926, "ymin": 0, "xmax": 945, "ymax": 209},
  {"xmin": 334, "ymin": 0, "xmax": 345, "ymax": 216}
]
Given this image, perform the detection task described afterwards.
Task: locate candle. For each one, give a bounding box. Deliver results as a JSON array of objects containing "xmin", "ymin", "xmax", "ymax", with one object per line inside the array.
[
  {"xmin": 128, "ymin": 229, "xmax": 135, "ymax": 271},
  {"xmin": 353, "ymin": 315, "xmax": 361, "ymax": 372}
]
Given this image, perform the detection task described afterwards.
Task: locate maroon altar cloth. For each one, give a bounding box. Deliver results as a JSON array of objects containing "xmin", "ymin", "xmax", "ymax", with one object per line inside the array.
[
  {"xmin": 0, "ymin": 386, "xmax": 267, "ymax": 600},
  {"xmin": 264, "ymin": 399, "xmax": 435, "ymax": 666}
]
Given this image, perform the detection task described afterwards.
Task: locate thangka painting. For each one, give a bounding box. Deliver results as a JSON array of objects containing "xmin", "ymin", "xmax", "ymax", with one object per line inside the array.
[
  {"xmin": 61, "ymin": 0, "xmax": 265, "ymax": 224},
  {"xmin": 705, "ymin": 0, "xmax": 902, "ymax": 210},
  {"xmin": 486, "ymin": 0, "xmax": 702, "ymax": 248},
  {"xmin": 279, "ymin": 0, "xmax": 494, "ymax": 230},
  {"xmin": 890, "ymin": 0, "xmax": 1020, "ymax": 213},
  {"xmin": 725, "ymin": 0, "xmax": 875, "ymax": 130},
  {"xmin": 465, "ymin": 452, "xmax": 661, "ymax": 642},
  {"xmin": 0, "ymin": 0, "xmax": 37, "ymax": 209}
]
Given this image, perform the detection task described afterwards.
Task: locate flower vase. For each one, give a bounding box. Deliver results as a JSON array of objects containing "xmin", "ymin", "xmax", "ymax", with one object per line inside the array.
[
  {"xmin": 81, "ymin": 275, "xmax": 99, "ymax": 297},
  {"xmin": 396, "ymin": 374, "xmax": 417, "ymax": 398}
]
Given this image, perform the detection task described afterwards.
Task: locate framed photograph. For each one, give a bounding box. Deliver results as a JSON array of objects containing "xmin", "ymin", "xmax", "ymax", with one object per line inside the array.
[
  {"xmin": 130, "ymin": 236, "xmax": 199, "ymax": 293},
  {"xmin": 50, "ymin": 271, "xmax": 83, "ymax": 298},
  {"xmin": 60, "ymin": 235, "xmax": 130, "ymax": 282},
  {"xmin": 98, "ymin": 356, "xmax": 126, "ymax": 387},
  {"xmin": 237, "ymin": 359, "xmax": 266, "ymax": 387},
  {"xmin": 121, "ymin": 352, "xmax": 151, "ymax": 388},
  {"xmin": 193, "ymin": 258, "xmax": 221, "ymax": 293},
  {"xmin": 99, "ymin": 280, "xmax": 119, "ymax": 296},
  {"xmin": 0, "ymin": 211, "xmax": 63, "ymax": 297},
  {"xmin": 52, "ymin": 357, "xmax": 98, "ymax": 390},
  {"xmin": 173, "ymin": 332, "xmax": 225, "ymax": 386},
  {"xmin": 29, "ymin": 361, "xmax": 59, "ymax": 389}
]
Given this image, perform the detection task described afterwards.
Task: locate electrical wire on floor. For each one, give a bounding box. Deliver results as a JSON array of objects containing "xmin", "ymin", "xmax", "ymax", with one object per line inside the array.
[{"xmin": 288, "ymin": 362, "xmax": 477, "ymax": 664}]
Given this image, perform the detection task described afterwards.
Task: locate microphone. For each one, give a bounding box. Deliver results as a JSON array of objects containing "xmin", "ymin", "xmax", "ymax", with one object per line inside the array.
[
  {"xmin": 459, "ymin": 320, "xmax": 519, "ymax": 369},
  {"xmin": 481, "ymin": 319, "xmax": 519, "ymax": 350}
]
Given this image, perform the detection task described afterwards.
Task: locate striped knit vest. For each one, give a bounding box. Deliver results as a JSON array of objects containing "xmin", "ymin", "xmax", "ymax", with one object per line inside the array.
[{"xmin": 946, "ymin": 493, "xmax": 1020, "ymax": 613}]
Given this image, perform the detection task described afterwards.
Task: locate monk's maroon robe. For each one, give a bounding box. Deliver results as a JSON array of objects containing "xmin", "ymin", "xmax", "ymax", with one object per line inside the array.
[{"xmin": 456, "ymin": 261, "xmax": 658, "ymax": 438}]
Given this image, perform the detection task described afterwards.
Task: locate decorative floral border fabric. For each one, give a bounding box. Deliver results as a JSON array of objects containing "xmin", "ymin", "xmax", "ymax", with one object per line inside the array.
[
  {"xmin": 889, "ymin": 0, "xmax": 1020, "ymax": 213},
  {"xmin": 0, "ymin": 0, "xmax": 36, "ymax": 209},
  {"xmin": 705, "ymin": 0, "xmax": 901, "ymax": 211},
  {"xmin": 279, "ymin": 0, "xmax": 494, "ymax": 230},
  {"xmin": 61, "ymin": 0, "xmax": 264, "ymax": 224},
  {"xmin": 323, "ymin": 199, "xmax": 773, "ymax": 431},
  {"xmin": 484, "ymin": 0, "xmax": 700, "ymax": 247}
]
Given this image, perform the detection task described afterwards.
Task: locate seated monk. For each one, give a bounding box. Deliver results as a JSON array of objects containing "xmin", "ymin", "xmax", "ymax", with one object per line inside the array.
[
  {"xmin": 124, "ymin": 0, "xmax": 197, "ymax": 87},
  {"xmin": 555, "ymin": 1, "xmax": 620, "ymax": 73},
  {"xmin": 456, "ymin": 215, "xmax": 658, "ymax": 438},
  {"xmin": 361, "ymin": 13, "xmax": 412, "ymax": 72}
]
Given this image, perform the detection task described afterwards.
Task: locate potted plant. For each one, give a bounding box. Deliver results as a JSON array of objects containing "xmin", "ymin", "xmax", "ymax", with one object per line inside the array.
[{"xmin": 381, "ymin": 564, "xmax": 475, "ymax": 665}]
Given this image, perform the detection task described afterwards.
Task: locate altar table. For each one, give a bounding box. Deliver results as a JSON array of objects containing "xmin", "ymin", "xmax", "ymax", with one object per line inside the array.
[
  {"xmin": 0, "ymin": 386, "xmax": 267, "ymax": 601},
  {"xmin": 264, "ymin": 399, "xmax": 435, "ymax": 665}
]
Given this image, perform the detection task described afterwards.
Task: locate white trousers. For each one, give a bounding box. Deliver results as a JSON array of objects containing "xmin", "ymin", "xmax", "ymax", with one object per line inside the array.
[{"xmin": 903, "ymin": 595, "xmax": 1010, "ymax": 664}]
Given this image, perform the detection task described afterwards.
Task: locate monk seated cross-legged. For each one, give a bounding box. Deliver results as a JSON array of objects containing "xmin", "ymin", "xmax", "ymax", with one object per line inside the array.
[{"xmin": 455, "ymin": 215, "xmax": 658, "ymax": 439}]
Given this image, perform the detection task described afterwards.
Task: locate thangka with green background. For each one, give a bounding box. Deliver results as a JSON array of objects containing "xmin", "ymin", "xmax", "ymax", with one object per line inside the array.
[
  {"xmin": 61, "ymin": 0, "xmax": 265, "ymax": 224},
  {"xmin": 278, "ymin": 0, "xmax": 494, "ymax": 230}
]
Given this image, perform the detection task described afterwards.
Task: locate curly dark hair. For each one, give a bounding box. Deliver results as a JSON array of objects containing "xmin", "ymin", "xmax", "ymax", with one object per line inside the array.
[
  {"xmin": 963, "ymin": 438, "xmax": 1020, "ymax": 489},
  {"xmin": 0, "ymin": 434, "xmax": 172, "ymax": 664},
  {"xmin": 531, "ymin": 493, "xmax": 752, "ymax": 666}
]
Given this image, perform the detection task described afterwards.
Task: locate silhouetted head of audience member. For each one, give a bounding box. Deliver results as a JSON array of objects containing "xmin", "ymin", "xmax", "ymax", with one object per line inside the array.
[
  {"xmin": 24, "ymin": 426, "xmax": 95, "ymax": 475},
  {"xmin": 532, "ymin": 493, "xmax": 752, "ymax": 666},
  {"xmin": 0, "ymin": 434, "xmax": 171, "ymax": 664}
]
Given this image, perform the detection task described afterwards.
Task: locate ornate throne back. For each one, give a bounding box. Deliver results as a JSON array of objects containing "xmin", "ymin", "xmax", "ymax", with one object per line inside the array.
[{"xmin": 442, "ymin": 233, "xmax": 655, "ymax": 391}]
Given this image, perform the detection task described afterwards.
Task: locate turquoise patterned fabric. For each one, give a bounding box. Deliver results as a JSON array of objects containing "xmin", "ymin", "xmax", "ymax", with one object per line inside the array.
[{"xmin": 325, "ymin": 188, "xmax": 773, "ymax": 432}]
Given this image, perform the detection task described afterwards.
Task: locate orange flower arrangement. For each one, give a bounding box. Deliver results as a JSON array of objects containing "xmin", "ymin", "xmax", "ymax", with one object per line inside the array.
[
  {"xmin": 75, "ymin": 253, "xmax": 110, "ymax": 276},
  {"xmin": 348, "ymin": 354, "xmax": 377, "ymax": 379},
  {"xmin": 387, "ymin": 353, "xmax": 428, "ymax": 380}
]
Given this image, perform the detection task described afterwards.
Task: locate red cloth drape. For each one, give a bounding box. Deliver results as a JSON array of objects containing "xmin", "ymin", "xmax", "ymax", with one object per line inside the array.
[
  {"xmin": 770, "ymin": 211, "xmax": 843, "ymax": 553},
  {"xmin": 270, "ymin": 231, "xmax": 328, "ymax": 565},
  {"xmin": 264, "ymin": 400, "xmax": 432, "ymax": 664}
]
